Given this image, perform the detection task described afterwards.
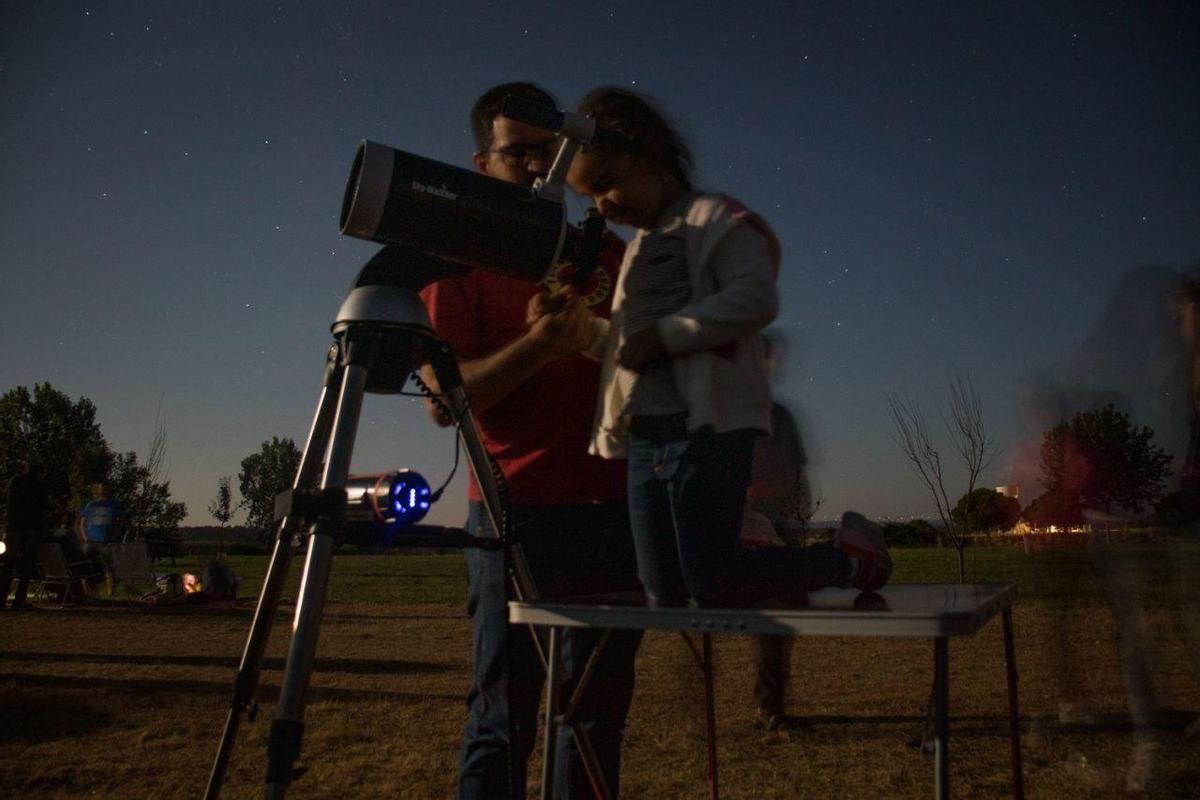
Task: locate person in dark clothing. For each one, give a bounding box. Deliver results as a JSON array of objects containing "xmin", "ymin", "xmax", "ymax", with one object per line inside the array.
[
  {"xmin": 745, "ymin": 404, "xmax": 809, "ymax": 728},
  {"xmin": 742, "ymin": 334, "xmax": 813, "ymax": 730},
  {"xmin": 2, "ymin": 460, "xmax": 50, "ymax": 610}
]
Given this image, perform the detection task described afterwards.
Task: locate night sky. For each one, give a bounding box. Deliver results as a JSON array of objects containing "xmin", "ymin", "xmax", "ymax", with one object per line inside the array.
[{"xmin": 2, "ymin": 2, "xmax": 1197, "ymax": 526}]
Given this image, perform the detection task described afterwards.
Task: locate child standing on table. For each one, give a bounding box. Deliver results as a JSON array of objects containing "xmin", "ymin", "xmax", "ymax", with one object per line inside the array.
[{"xmin": 542, "ymin": 87, "xmax": 892, "ymax": 608}]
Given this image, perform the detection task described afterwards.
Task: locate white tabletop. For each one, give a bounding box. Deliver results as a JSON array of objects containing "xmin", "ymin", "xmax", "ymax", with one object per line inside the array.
[{"xmin": 509, "ymin": 583, "xmax": 1015, "ymax": 638}]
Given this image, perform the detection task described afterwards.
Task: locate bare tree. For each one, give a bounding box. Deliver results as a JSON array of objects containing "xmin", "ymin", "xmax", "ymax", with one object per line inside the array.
[
  {"xmin": 108, "ymin": 401, "xmax": 186, "ymax": 542},
  {"xmin": 145, "ymin": 401, "xmax": 168, "ymax": 483},
  {"xmin": 887, "ymin": 376, "xmax": 993, "ymax": 582},
  {"xmin": 209, "ymin": 475, "xmax": 235, "ymax": 526}
]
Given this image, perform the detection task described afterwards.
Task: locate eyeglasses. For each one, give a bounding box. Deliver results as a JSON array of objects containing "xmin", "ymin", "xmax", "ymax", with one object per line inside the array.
[{"xmin": 483, "ymin": 141, "xmax": 558, "ymax": 168}]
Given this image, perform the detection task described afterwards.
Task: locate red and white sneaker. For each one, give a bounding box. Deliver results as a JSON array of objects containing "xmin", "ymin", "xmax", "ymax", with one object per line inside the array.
[{"xmin": 833, "ymin": 511, "xmax": 892, "ymax": 591}]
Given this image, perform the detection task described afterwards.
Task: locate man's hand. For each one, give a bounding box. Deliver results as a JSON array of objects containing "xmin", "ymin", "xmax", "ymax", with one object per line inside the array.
[
  {"xmin": 616, "ymin": 325, "xmax": 667, "ymax": 371},
  {"xmin": 527, "ymin": 289, "xmax": 595, "ymax": 360},
  {"xmin": 525, "ymin": 288, "xmax": 572, "ymax": 325}
]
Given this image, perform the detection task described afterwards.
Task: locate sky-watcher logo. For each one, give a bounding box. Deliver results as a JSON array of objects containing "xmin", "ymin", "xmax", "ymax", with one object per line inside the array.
[{"xmin": 411, "ymin": 181, "xmax": 458, "ymax": 201}]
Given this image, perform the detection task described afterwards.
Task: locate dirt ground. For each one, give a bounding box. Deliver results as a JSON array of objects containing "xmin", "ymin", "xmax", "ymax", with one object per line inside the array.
[{"xmin": 2, "ymin": 599, "xmax": 1199, "ymax": 798}]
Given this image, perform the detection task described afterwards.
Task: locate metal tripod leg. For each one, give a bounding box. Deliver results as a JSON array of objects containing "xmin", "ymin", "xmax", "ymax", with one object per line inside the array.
[
  {"xmin": 204, "ymin": 347, "xmax": 343, "ymax": 800},
  {"xmin": 429, "ymin": 344, "xmax": 612, "ymax": 799},
  {"xmin": 933, "ymin": 636, "xmax": 950, "ymax": 800},
  {"xmin": 204, "ymin": 290, "xmax": 542, "ymax": 795},
  {"xmin": 265, "ymin": 359, "xmax": 370, "ymax": 799}
]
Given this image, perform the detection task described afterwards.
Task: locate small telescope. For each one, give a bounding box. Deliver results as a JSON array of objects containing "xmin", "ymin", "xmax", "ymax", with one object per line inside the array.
[
  {"xmin": 339, "ymin": 470, "xmax": 500, "ymax": 549},
  {"xmin": 339, "ymin": 96, "xmax": 606, "ymax": 287},
  {"xmin": 344, "ymin": 470, "xmax": 432, "ymax": 528}
]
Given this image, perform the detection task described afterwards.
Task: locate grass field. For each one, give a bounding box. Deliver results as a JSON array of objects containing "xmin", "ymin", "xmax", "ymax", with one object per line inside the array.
[{"xmin": 3, "ymin": 538, "xmax": 1200, "ymax": 798}]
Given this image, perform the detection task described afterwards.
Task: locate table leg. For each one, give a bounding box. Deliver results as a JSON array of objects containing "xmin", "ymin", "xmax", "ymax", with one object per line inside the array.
[
  {"xmin": 700, "ymin": 633, "xmax": 715, "ymax": 800},
  {"xmin": 540, "ymin": 627, "xmax": 562, "ymax": 800},
  {"xmin": 1002, "ymin": 607, "xmax": 1025, "ymax": 800},
  {"xmin": 702, "ymin": 633, "xmax": 718, "ymax": 800},
  {"xmin": 934, "ymin": 636, "xmax": 949, "ymax": 800},
  {"xmin": 563, "ymin": 629, "xmax": 615, "ymax": 800}
]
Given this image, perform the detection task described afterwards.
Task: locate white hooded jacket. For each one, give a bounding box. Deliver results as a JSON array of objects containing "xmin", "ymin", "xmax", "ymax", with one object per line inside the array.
[{"xmin": 585, "ymin": 193, "xmax": 781, "ymax": 458}]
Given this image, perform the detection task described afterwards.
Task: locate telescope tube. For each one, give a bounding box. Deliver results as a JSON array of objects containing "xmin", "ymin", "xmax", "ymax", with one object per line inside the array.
[{"xmin": 340, "ymin": 141, "xmax": 568, "ymax": 282}]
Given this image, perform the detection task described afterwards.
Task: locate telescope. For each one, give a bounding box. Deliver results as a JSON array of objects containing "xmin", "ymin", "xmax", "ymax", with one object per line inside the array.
[
  {"xmin": 206, "ymin": 96, "xmax": 622, "ymax": 800},
  {"xmin": 339, "ymin": 95, "xmax": 607, "ymax": 287},
  {"xmin": 205, "ymin": 98, "xmax": 626, "ymax": 800}
]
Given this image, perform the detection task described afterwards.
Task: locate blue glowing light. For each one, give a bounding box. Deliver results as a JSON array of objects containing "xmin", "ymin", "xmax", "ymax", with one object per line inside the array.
[{"xmin": 385, "ymin": 470, "xmax": 432, "ymax": 527}]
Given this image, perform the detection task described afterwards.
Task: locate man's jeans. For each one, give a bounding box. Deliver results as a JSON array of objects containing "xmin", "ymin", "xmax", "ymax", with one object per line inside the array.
[
  {"xmin": 627, "ymin": 428, "xmax": 850, "ymax": 607},
  {"xmin": 459, "ymin": 501, "xmax": 643, "ymax": 800}
]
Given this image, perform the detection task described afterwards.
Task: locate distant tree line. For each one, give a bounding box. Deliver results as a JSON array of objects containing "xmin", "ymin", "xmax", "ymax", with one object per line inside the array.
[
  {"xmin": 0, "ymin": 383, "xmax": 186, "ymax": 535},
  {"xmin": 889, "ymin": 401, "xmax": 1176, "ymax": 549},
  {"xmin": 1, "ymin": 383, "xmax": 305, "ymax": 545},
  {"xmin": 205, "ymin": 436, "xmax": 302, "ymax": 543}
]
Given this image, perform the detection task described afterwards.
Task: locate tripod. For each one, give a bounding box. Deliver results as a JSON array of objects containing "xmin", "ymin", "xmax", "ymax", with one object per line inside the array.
[{"xmin": 203, "ymin": 271, "xmax": 532, "ymax": 799}]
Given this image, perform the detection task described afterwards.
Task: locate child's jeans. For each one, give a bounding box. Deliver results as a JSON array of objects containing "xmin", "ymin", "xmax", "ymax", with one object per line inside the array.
[{"xmin": 627, "ymin": 426, "xmax": 851, "ymax": 607}]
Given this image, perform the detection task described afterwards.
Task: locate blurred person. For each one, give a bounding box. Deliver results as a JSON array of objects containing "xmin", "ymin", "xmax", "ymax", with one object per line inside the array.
[
  {"xmin": 741, "ymin": 332, "xmax": 812, "ymax": 730},
  {"xmin": 77, "ymin": 481, "xmax": 125, "ymax": 590},
  {"xmin": 77, "ymin": 481, "xmax": 126, "ymax": 548},
  {"xmin": 1012, "ymin": 264, "xmax": 1200, "ymax": 790},
  {"xmin": 418, "ymin": 82, "xmax": 642, "ymax": 799}
]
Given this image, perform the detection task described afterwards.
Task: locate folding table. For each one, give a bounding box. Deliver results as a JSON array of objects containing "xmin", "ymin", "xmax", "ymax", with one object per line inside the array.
[{"xmin": 510, "ymin": 583, "xmax": 1023, "ymax": 800}]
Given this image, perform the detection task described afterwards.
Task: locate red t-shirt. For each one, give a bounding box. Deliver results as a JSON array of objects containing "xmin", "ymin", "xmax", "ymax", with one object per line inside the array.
[{"xmin": 419, "ymin": 248, "xmax": 627, "ymax": 505}]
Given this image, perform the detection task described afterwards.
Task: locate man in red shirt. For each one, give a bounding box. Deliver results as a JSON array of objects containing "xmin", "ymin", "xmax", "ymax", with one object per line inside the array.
[{"xmin": 419, "ymin": 82, "xmax": 642, "ymax": 800}]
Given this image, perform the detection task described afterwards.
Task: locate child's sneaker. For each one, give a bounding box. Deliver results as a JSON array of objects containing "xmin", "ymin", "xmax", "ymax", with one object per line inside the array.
[{"xmin": 833, "ymin": 511, "xmax": 892, "ymax": 591}]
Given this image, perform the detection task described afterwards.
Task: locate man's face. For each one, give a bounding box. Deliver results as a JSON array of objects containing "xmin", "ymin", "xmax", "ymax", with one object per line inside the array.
[{"xmin": 473, "ymin": 116, "xmax": 557, "ymax": 187}]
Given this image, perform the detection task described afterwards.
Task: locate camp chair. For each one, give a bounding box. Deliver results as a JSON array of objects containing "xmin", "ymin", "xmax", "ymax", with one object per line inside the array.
[
  {"xmin": 109, "ymin": 541, "xmax": 154, "ymax": 599},
  {"xmin": 33, "ymin": 542, "xmax": 102, "ymax": 607}
]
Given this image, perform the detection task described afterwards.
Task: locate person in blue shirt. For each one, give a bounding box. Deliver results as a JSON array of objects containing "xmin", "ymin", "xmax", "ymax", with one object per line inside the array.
[{"xmin": 77, "ymin": 481, "xmax": 126, "ymax": 546}]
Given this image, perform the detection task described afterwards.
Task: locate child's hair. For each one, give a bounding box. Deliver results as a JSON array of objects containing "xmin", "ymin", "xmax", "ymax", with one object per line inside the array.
[
  {"xmin": 577, "ymin": 87, "xmax": 693, "ymax": 191},
  {"xmin": 470, "ymin": 82, "xmax": 557, "ymax": 152}
]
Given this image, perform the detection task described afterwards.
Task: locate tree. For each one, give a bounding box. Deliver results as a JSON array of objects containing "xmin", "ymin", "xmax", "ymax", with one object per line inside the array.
[
  {"xmin": 887, "ymin": 375, "xmax": 993, "ymax": 582},
  {"xmin": 108, "ymin": 451, "xmax": 188, "ymax": 537},
  {"xmin": 952, "ymin": 488, "xmax": 1020, "ymax": 533},
  {"xmin": 238, "ymin": 437, "xmax": 301, "ymax": 538},
  {"xmin": 208, "ymin": 475, "xmax": 235, "ymax": 526},
  {"xmin": 1023, "ymin": 488, "xmax": 1083, "ymax": 529},
  {"xmin": 0, "ymin": 383, "xmax": 110, "ymax": 519},
  {"xmin": 1038, "ymin": 404, "xmax": 1172, "ymax": 517}
]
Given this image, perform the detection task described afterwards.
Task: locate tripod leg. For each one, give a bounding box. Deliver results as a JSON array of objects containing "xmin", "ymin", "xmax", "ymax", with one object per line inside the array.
[
  {"xmin": 205, "ymin": 349, "xmax": 343, "ymax": 800},
  {"xmin": 265, "ymin": 360, "xmax": 370, "ymax": 799},
  {"xmin": 428, "ymin": 341, "xmax": 617, "ymax": 797},
  {"xmin": 427, "ymin": 344, "xmax": 509, "ymax": 544}
]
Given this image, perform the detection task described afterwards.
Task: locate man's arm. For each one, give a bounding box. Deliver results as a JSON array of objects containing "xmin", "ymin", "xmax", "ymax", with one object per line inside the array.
[{"xmin": 421, "ymin": 297, "xmax": 596, "ymax": 426}]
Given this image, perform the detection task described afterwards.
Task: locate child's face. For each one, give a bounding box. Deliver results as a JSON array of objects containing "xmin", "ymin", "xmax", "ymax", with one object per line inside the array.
[{"xmin": 567, "ymin": 149, "xmax": 674, "ymax": 230}]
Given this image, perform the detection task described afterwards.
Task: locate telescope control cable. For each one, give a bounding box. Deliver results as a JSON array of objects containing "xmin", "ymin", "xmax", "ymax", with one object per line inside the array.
[{"xmin": 406, "ymin": 370, "xmax": 512, "ymax": 544}]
